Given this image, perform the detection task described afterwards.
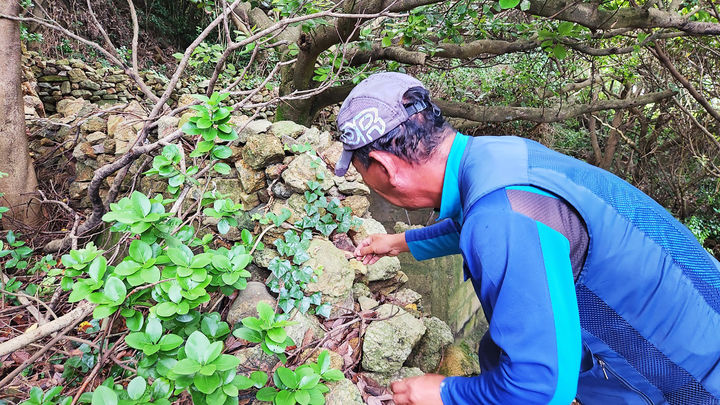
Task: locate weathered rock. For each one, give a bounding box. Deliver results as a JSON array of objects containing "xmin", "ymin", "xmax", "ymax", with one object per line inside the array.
[
  {"xmin": 437, "ymin": 342, "xmax": 482, "ymax": 377},
  {"xmin": 68, "ymin": 68, "xmax": 87, "ymax": 82},
  {"xmin": 343, "ymin": 195, "xmax": 370, "ymax": 217},
  {"xmin": 350, "ymin": 217, "xmax": 386, "ymax": 245},
  {"xmin": 235, "ymin": 345, "xmax": 277, "ymax": 372},
  {"xmin": 107, "ymin": 114, "xmax": 138, "ymax": 154},
  {"xmin": 352, "ymin": 282, "xmax": 372, "ymax": 299},
  {"xmin": 226, "ymin": 281, "xmax": 276, "ymax": 326},
  {"xmin": 338, "ymin": 180, "xmax": 370, "ymax": 196},
  {"xmin": 325, "ymin": 379, "xmax": 363, "ymax": 405},
  {"xmin": 81, "ymin": 116, "xmax": 106, "ymax": 133},
  {"xmin": 80, "ymin": 79, "xmax": 101, "ymax": 91},
  {"xmin": 367, "ymin": 256, "xmax": 401, "ymax": 282},
  {"xmin": 389, "ymin": 288, "xmax": 423, "ymax": 306},
  {"xmin": 264, "ymin": 163, "xmax": 285, "ymax": 180},
  {"xmin": 269, "ymin": 120, "xmax": 306, "ymax": 139},
  {"xmin": 358, "ymin": 295, "xmax": 379, "ymax": 311},
  {"xmin": 72, "ymin": 142, "xmax": 95, "ymax": 160},
  {"xmin": 285, "ymin": 309, "xmax": 326, "ymax": 345},
  {"xmin": 253, "ymin": 247, "xmax": 279, "ymax": 269},
  {"xmin": 270, "ymin": 181, "xmax": 293, "ymax": 199},
  {"xmin": 362, "ymin": 304, "xmax": 426, "ymax": 373},
  {"xmin": 349, "ymin": 259, "xmax": 367, "ymax": 278},
  {"xmin": 369, "ymin": 271, "xmax": 409, "ymax": 296},
  {"xmin": 407, "ymin": 317, "xmax": 454, "ymax": 373},
  {"xmin": 235, "ymin": 159, "xmax": 266, "ymax": 193},
  {"xmin": 56, "ymin": 97, "xmax": 88, "ymax": 117},
  {"xmin": 305, "ymin": 239, "xmax": 354, "ymax": 300},
  {"xmin": 238, "ymin": 119, "xmax": 272, "ymax": 142},
  {"xmin": 157, "ymin": 116, "xmax": 179, "ymax": 138},
  {"xmin": 295, "ymin": 127, "xmax": 332, "ymax": 151},
  {"xmin": 243, "ymin": 133, "xmax": 285, "ymax": 169},
  {"xmin": 363, "ymin": 367, "xmax": 424, "ymax": 386},
  {"xmin": 281, "ymin": 153, "xmax": 333, "ymax": 193},
  {"xmin": 83, "ymin": 133, "xmax": 106, "ymax": 147}
]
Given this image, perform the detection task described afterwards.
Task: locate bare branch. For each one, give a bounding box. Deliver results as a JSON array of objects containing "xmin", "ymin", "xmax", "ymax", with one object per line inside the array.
[
  {"xmin": 435, "ymin": 90, "xmax": 676, "ymax": 123},
  {"xmin": 650, "ymin": 43, "xmax": 720, "ymax": 123},
  {"xmin": 527, "ymin": 0, "xmax": 720, "ymax": 34}
]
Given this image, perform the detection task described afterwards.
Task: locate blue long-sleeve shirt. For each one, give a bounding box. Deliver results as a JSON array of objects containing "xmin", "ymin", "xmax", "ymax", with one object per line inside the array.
[{"xmin": 405, "ymin": 133, "xmax": 585, "ymax": 404}]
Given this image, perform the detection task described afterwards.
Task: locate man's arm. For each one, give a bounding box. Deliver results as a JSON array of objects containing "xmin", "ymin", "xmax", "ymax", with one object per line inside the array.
[
  {"xmin": 354, "ymin": 219, "xmax": 462, "ymax": 264},
  {"xmin": 441, "ymin": 198, "xmax": 582, "ymax": 405}
]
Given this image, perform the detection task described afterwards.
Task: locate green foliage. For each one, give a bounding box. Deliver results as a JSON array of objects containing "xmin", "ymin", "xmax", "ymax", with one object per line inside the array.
[
  {"xmin": 0, "ymin": 231, "xmax": 33, "ymax": 270},
  {"xmin": 166, "ymin": 330, "xmax": 243, "ymax": 403},
  {"xmin": 204, "ymin": 199, "xmax": 242, "ymax": 234},
  {"xmin": 255, "ymin": 350, "xmax": 344, "ymax": 405},
  {"xmin": 20, "ymin": 386, "xmax": 71, "ymax": 405},
  {"xmin": 233, "ymin": 301, "xmax": 297, "ymax": 363}
]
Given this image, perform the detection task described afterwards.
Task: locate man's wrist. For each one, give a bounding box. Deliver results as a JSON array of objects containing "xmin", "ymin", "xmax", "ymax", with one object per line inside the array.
[{"xmin": 396, "ymin": 232, "xmax": 410, "ymax": 253}]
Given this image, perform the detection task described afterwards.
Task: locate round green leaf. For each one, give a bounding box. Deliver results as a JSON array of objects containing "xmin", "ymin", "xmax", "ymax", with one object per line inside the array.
[
  {"xmin": 499, "ymin": 0, "xmax": 521, "ymax": 8},
  {"xmin": 158, "ymin": 333, "xmax": 184, "ymax": 351},
  {"xmin": 267, "ymin": 327, "xmax": 287, "ymax": 344},
  {"xmin": 322, "ymin": 369, "xmax": 344, "ymax": 381},
  {"xmin": 277, "ymin": 367, "xmax": 298, "ymax": 389},
  {"xmin": 141, "ymin": 266, "xmax": 161, "ymax": 284},
  {"xmin": 233, "ymin": 327, "xmax": 262, "ymax": 342},
  {"xmin": 275, "ymin": 389, "xmax": 295, "ymax": 405},
  {"xmin": 255, "ymin": 387, "xmax": 278, "ymax": 402},
  {"xmin": 193, "ymin": 373, "xmax": 221, "ymax": 394},
  {"xmin": 295, "ymin": 389, "xmax": 310, "ymax": 405},
  {"xmin": 186, "ymin": 331, "xmax": 211, "ymax": 363},
  {"xmin": 88, "ymin": 256, "xmax": 107, "ymax": 283},
  {"xmin": 213, "ymin": 162, "xmax": 231, "ymax": 175},
  {"xmin": 211, "ymin": 354, "xmax": 240, "ymax": 371},
  {"xmin": 125, "ymin": 332, "xmax": 151, "ymax": 349},
  {"xmin": 129, "ymin": 240, "xmax": 152, "ymax": 263},
  {"xmin": 103, "ymin": 277, "xmax": 127, "ymax": 305},
  {"xmin": 171, "ymin": 358, "xmax": 202, "ymax": 375},
  {"xmin": 93, "ymin": 304, "xmax": 118, "ymax": 319},
  {"xmin": 146, "ymin": 318, "xmax": 163, "ymax": 343},
  {"xmin": 155, "ymin": 301, "xmax": 178, "ymax": 317},
  {"xmin": 91, "ymin": 386, "xmax": 117, "ymax": 405},
  {"xmin": 127, "ymin": 376, "xmax": 147, "ymax": 400}
]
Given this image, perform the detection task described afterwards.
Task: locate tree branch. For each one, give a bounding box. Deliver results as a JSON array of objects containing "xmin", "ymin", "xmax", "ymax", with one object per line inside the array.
[
  {"xmin": 527, "ymin": 0, "xmax": 720, "ymax": 34},
  {"xmin": 650, "ymin": 43, "xmax": 720, "ymax": 123},
  {"xmin": 435, "ymin": 90, "xmax": 676, "ymax": 123}
]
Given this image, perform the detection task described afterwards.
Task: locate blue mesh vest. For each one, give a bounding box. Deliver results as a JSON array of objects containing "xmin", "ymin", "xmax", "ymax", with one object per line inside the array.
[{"xmin": 458, "ymin": 135, "xmax": 720, "ymax": 404}]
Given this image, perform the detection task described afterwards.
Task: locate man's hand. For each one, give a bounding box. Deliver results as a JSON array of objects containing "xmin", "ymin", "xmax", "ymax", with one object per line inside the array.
[
  {"xmin": 354, "ymin": 233, "xmax": 409, "ymax": 265},
  {"xmin": 391, "ymin": 374, "xmax": 445, "ymax": 405}
]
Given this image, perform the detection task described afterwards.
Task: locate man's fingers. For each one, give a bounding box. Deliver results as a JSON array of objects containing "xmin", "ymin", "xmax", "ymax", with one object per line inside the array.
[
  {"xmin": 391, "ymin": 380, "xmax": 407, "ymax": 393},
  {"xmin": 393, "ymin": 393, "xmax": 409, "ymax": 405}
]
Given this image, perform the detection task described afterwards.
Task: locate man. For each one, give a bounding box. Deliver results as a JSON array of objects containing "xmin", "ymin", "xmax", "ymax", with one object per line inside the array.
[{"xmin": 334, "ymin": 72, "xmax": 720, "ymax": 405}]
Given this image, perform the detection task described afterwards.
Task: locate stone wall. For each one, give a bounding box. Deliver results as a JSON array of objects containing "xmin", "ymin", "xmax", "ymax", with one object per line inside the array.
[{"xmin": 22, "ymin": 51, "xmax": 276, "ymax": 119}]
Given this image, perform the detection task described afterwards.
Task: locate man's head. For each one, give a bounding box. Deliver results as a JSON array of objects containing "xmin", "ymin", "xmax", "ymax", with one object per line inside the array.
[{"xmin": 335, "ymin": 72, "xmax": 453, "ymax": 208}]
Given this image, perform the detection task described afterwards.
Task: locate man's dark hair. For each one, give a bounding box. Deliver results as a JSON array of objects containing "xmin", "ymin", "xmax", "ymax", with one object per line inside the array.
[{"xmin": 351, "ymin": 86, "xmax": 452, "ymax": 169}]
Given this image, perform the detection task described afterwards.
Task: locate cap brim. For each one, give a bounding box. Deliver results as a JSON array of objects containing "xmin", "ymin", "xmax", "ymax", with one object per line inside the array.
[{"xmin": 334, "ymin": 149, "xmax": 354, "ymax": 176}]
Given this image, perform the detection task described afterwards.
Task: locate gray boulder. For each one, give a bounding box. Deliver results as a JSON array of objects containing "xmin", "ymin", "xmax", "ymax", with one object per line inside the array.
[
  {"xmin": 226, "ymin": 281, "xmax": 276, "ymax": 326},
  {"xmin": 269, "ymin": 120, "xmax": 306, "ymax": 139},
  {"xmin": 325, "ymin": 379, "xmax": 364, "ymax": 405},
  {"xmin": 362, "ymin": 304, "xmax": 426, "ymax": 373},
  {"xmin": 285, "ymin": 309, "xmax": 326, "ymax": 346},
  {"xmin": 305, "ymin": 239, "xmax": 354, "ymax": 300},
  {"xmin": 363, "ymin": 367, "xmax": 424, "ymax": 386},
  {"xmin": 407, "ymin": 317, "xmax": 454, "ymax": 373},
  {"xmin": 242, "ymin": 133, "xmax": 285, "ymax": 169},
  {"xmin": 367, "ymin": 256, "xmax": 401, "ymax": 282},
  {"xmin": 281, "ymin": 153, "xmax": 333, "ymax": 193}
]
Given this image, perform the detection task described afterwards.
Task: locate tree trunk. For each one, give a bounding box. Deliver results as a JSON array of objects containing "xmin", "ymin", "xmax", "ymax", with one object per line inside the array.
[{"xmin": 0, "ymin": 0, "xmax": 40, "ymax": 227}]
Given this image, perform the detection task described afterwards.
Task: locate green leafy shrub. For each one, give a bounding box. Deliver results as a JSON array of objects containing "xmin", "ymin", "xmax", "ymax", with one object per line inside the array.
[{"xmin": 233, "ymin": 301, "xmax": 297, "ymax": 363}]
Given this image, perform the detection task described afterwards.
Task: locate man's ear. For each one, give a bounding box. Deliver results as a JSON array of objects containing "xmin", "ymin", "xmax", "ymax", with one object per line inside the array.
[{"xmin": 368, "ymin": 150, "xmax": 403, "ymax": 187}]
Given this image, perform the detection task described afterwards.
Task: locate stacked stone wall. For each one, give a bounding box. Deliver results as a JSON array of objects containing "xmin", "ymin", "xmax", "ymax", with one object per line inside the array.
[{"xmin": 22, "ymin": 51, "xmax": 276, "ymax": 120}]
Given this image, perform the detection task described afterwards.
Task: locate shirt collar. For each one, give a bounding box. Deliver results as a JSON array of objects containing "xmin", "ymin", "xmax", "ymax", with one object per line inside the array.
[{"xmin": 438, "ymin": 132, "xmax": 469, "ymax": 223}]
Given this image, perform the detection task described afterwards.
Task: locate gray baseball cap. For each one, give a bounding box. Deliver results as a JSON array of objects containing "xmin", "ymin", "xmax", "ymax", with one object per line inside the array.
[{"xmin": 334, "ymin": 72, "xmax": 428, "ymax": 176}]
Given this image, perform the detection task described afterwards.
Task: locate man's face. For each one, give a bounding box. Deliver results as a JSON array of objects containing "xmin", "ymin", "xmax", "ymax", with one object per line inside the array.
[{"xmin": 351, "ymin": 156, "xmax": 430, "ymax": 210}]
